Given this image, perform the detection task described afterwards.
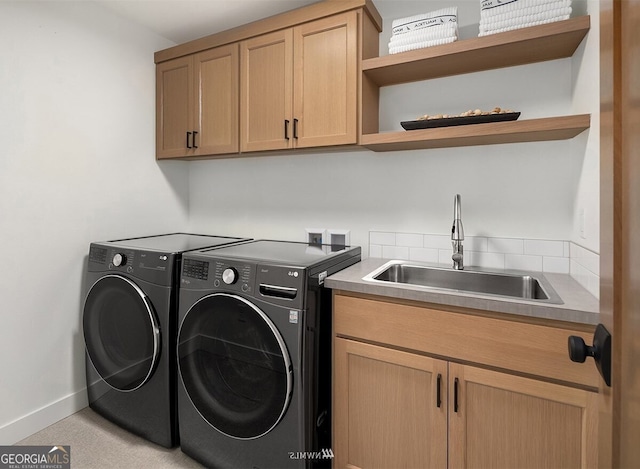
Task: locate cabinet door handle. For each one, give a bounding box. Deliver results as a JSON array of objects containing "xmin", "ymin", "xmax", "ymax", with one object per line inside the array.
[
  {"xmin": 293, "ymin": 118, "xmax": 299, "ymax": 139},
  {"xmin": 284, "ymin": 120, "xmax": 290, "ymax": 140},
  {"xmin": 186, "ymin": 131, "xmax": 192, "ymax": 149},
  {"xmin": 454, "ymin": 378, "xmax": 459, "ymax": 413},
  {"xmin": 436, "ymin": 374, "xmax": 442, "ymax": 408},
  {"xmin": 193, "ymin": 131, "xmax": 198, "ymax": 149},
  {"xmin": 568, "ymin": 323, "xmax": 612, "ymax": 387}
]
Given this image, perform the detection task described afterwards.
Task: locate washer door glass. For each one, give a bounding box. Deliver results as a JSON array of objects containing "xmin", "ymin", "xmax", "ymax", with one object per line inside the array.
[
  {"xmin": 178, "ymin": 293, "xmax": 292, "ymax": 440},
  {"xmin": 83, "ymin": 275, "xmax": 160, "ymax": 392}
]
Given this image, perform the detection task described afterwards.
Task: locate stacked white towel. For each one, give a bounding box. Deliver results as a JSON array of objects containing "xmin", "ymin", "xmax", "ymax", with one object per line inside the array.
[
  {"xmin": 389, "ymin": 7, "xmax": 458, "ymax": 54},
  {"xmin": 479, "ymin": 0, "xmax": 572, "ymax": 36}
]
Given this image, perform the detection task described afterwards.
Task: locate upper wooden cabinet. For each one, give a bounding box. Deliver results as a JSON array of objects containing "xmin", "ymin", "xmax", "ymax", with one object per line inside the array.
[
  {"xmin": 155, "ymin": 0, "xmax": 381, "ymax": 159},
  {"xmin": 156, "ymin": 56, "xmax": 191, "ymax": 159},
  {"xmin": 240, "ymin": 12, "xmax": 358, "ymax": 152},
  {"xmin": 156, "ymin": 44, "xmax": 239, "ymax": 159},
  {"xmin": 240, "ymin": 29, "xmax": 293, "ymax": 152}
]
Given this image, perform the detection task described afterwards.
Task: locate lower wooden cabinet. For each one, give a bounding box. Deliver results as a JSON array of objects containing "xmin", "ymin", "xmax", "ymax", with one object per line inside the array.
[
  {"xmin": 333, "ymin": 295, "xmax": 599, "ymax": 469},
  {"xmin": 448, "ymin": 363, "xmax": 597, "ymax": 469},
  {"xmin": 334, "ymin": 339, "xmax": 447, "ymax": 468}
]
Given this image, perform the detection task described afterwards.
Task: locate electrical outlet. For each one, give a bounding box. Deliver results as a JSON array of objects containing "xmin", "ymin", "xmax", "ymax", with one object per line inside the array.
[
  {"xmin": 305, "ymin": 228, "xmax": 326, "ymax": 245},
  {"xmin": 327, "ymin": 229, "xmax": 350, "ymax": 250}
]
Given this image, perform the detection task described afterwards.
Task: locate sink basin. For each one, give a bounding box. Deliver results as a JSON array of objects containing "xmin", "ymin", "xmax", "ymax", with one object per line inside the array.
[{"xmin": 363, "ymin": 261, "xmax": 562, "ymax": 304}]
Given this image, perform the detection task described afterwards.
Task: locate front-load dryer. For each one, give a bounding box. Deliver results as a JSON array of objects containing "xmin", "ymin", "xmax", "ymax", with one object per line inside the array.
[
  {"xmin": 82, "ymin": 233, "xmax": 250, "ymax": 448},
  {"xmin": 177, "ymin": 240, "xmax": 361, "ymax": 468}
]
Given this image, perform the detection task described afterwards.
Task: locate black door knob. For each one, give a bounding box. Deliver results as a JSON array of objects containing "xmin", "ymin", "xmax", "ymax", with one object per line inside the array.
[
  {"xmin": 568, "ymin": 323, "xmax": 611, "ymax": 387},
  {"xmin": 568, "ymin": 335, "xmax": 596, "ymax": 363}
]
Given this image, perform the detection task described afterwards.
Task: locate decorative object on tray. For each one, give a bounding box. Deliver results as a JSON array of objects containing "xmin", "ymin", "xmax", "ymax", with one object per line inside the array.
[
  {"xmin": 479, "ymin": 0, "xmax": 572, "ymax": 36},
  {"xmin": 401, "ymin": 107, "xmax": 520, "ymax": 130},
  {"xmin": 388, "ymin": 7, "xmax": 458, "ymax": 55}
]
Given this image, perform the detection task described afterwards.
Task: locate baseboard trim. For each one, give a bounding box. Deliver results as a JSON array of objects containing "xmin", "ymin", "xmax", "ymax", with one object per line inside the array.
[{"xmin": 0, "ymin": 389, "xmax": 88, "ymax": 445}]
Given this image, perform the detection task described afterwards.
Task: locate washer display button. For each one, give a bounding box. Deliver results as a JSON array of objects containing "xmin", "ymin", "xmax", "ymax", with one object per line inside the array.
[{"xmin": 184, "ymin": 259, "xmax": 209, "ymax": 280}]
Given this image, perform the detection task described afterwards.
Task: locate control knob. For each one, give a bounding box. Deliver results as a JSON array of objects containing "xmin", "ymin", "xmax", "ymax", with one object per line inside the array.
[
  {"xmin": 222, "ymin": 267, "xmax": 238, "ymax": 285},
  {"xmin": 113, "ymin": 253, "xmax": 127, "ymax": 267}
]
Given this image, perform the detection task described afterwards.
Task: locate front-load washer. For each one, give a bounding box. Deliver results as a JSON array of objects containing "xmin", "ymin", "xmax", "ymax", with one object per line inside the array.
[
  {"xmin": 177, "ymin": 240, "xmax": 361, "ymax": 468},
  {"xmin": 82, "ymin": 233, "xmax": 250, "ymax": 448}
]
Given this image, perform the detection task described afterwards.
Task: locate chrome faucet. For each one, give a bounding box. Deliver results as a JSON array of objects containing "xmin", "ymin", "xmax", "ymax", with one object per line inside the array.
[{"xmin": 451, "ymin": 194, "xmax": 464, "ymax": 270}]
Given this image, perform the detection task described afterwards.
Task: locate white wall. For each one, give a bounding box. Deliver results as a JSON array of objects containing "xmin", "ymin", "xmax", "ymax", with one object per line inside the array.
[
  {"xmin": 570, "ymin": 0, "xmax": 600, "ymax": 253},
  {"xmin": 189, "ymin": 0, "xmax": 600, "ymax": 256},
  {"xmin": 0, "ymin": 2, "xmax": 188, "ymax": 444}
]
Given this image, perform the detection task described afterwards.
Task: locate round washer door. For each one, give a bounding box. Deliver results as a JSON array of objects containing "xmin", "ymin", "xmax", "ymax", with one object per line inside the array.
[
  {"xmin": 83, "ymin": 275, "xmax": 160, "ymax": 392},
  {"xmin": 178, "ymin": 293, "xmax": 293, "ymax": 440}
]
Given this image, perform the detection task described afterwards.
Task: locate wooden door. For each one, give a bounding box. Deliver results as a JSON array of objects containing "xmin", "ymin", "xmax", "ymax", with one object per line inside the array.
[
  {"xmin": 333, "ymin": 338, "xmax": 447, "ymax": 469},
  {"xmin": 448, "ymin": 364, "xmax": 598, "ymax": 469},
  {"xmin": 599, "ymin": 0, "xmax": 640, "ymax": 466},
  {"xmin": 194, "ymin": 44, "xmax": 239, "ymax": 156},
  {"xmin": 240, "ymin": 29, "xmax": 293, "ymax": 152},
  {"xmin": 156, "ymin": 56, "xmax": 193, "ymax": 159},
  {"xmin": 293, "ymin": 11, "xmax": 358, "ymax": 148}
]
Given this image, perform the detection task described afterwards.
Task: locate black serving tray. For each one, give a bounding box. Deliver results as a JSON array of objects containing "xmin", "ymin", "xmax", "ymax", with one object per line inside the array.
[{"xmin": 401, "ymin": 112, "xmax": 521, "ymax": 130}]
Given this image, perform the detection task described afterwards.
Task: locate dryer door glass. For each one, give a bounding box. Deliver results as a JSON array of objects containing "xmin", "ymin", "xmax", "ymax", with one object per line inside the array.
[
  {"xmin": 83, "ymin": 275, "xmax": 160, "ymax": 391},
  {"xmin": 178, "ymin": 293, "xmax": 292, "ymax": 440}
]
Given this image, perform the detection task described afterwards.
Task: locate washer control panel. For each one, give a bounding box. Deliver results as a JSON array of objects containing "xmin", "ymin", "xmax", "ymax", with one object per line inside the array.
[
  {"xmin": 182, "ymin": 258, "xmax": 253, "ymax": 293},
  {"xmin": 108, "ymin": 249, "xmax": 134, "ymax": 273},
  {"xmin": 213, "ymin": 261, "xmax": 252, "ymax": 292},
  {"xmin": 181, "ymin": 257, "xmax": 306, "ymax": 309}
]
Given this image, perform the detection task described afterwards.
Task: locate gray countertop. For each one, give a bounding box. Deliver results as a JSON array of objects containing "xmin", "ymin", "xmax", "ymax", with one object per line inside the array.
[{"xmin": 326, "ymin": 258, "xmax": 600, "ymax": 326}]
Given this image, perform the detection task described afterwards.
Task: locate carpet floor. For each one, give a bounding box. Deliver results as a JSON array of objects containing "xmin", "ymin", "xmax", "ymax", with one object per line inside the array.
[{"xmin": 17, "ymin": 407, "xmax": 204, "ymax": 468}]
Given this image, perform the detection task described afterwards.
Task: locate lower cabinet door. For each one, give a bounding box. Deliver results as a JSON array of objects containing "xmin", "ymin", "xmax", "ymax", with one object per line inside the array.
[
  {"xmin": 448, "ymin": 363, "xmax": 598, "ymax": 469},
  {"xmin": 334, "ymin": 338, "xmax": 448, "ymax": 469}
]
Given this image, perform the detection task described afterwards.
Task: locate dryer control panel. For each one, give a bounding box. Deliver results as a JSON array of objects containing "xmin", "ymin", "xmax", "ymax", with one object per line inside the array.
[
  {"xmin": 181, "ymin": 257, "xmax": 306, "ymax": 309},
  {"xmin": 87, "ymin": 243, "xmax": 174, "ymax": 285}
]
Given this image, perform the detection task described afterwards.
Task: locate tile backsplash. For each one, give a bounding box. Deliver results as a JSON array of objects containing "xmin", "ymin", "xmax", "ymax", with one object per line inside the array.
[{"xmin": 369, "ymin": 231, "xmax": 600, "ymax": 299}]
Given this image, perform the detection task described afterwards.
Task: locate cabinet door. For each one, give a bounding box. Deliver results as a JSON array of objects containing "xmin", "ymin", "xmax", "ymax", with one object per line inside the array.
[
  {"xmin": 293, "ymin": 11, "xmax": 358, "ymax": 148},
  {"xmin": 334, "ymin": 338, "xmax": 447, "ymax": 469},
  {"xmin": 194, "ymin": 44, "xmax": 239, "ymax": 155},
  {"xmin": 448, "ymin": 363, "xmax": 598, "ymax": 469},
  {"xmin": 240, "ymin": 30, "xmax": 293, "ymax": 152},
  {"xmin": 156, "ymin": 56, "xmax": 193, "ymax": 159}
]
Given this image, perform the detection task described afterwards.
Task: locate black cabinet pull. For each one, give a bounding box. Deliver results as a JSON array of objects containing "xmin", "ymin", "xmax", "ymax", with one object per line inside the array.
[
  {"xmin": 186, "ymin": 131, "xmax": 192, "ymax": 149},
  {"xmin": 193, "ymin": 131, "xmax": 198, "ymax": 149},
  {"xmin": 436, "ymin": 374, "xmax": 442, "ymax": 408},
  {"xmin": 454, "ymin": 378, "xmax": 459, "ymax": 413},
  {"xmin": 293, "ymin": 118, "xmax": 299, "ymax": 139},
  {"xmin": 285, "ymin": 120, "xmax": 290, "ymax": 140}
]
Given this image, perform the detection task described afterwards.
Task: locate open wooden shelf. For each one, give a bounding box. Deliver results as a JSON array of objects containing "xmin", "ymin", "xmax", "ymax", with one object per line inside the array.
[
  {"xmin": 360, "ymin": 114, "xmax": 590, "ymax": 152},
  {"xmin": 362, "ymin": 16, "xmax": 590, "ymax": 86}
]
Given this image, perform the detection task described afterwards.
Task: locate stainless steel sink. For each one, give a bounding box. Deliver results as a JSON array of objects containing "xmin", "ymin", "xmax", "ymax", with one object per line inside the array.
[{"xmin": 363, "ymin": 261, "xmax": 563, "ymax": 304}]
